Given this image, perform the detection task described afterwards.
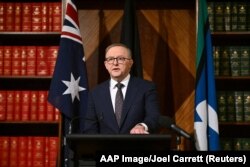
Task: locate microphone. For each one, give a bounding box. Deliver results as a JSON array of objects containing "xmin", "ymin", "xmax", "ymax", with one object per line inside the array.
[
  {"xmin": 159, "ymin": 116, "xmax": 192, "ymax": 139},
  {"xmin": 69, "ymin": 116, "xmax": 84, "ymax": 134},
  {"xmin": 70, "ymin": 113, "xmax": 104, "ymax": 134}
]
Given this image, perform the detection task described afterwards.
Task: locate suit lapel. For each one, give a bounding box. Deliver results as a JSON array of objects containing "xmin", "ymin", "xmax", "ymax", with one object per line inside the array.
[
  {"xmin": 102, "ymin": 80, "xmax": 120, "ymax": 128},
  {"xmin": 120, "ymin": 77, "xmax": 138, "ymax": 126}
]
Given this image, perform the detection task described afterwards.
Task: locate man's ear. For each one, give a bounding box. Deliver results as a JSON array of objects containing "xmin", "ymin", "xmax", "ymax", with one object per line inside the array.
[
  {"xmin": 130, "ymin": 59, "xmax": 134, "ymax": 67},
  {"xmin": 104, "ymin": 61, "xmax": 109, "ymax": 70}
]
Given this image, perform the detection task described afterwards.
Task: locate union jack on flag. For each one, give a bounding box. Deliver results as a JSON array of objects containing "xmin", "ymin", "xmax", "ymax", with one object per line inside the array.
[{"xmin": 48, "ymin": 0, "xmax": 88, "ymax": 132}]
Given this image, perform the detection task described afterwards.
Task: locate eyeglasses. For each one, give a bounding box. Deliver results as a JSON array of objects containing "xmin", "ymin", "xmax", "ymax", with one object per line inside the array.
[{"xmin": 105, "ymin": 57, "xmax": 131, "ymax": 64}]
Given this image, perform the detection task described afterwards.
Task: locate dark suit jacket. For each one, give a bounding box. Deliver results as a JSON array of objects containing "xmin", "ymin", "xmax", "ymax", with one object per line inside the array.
[{"xmin": 83, "ymin": 76, "xmax": 160, "ymax": 134}]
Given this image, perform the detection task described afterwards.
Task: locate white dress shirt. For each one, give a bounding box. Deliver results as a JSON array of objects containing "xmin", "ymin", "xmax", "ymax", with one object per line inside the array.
[{"xmin": 110, "ymin": 74, "xmax": 130, "ymax": 112}]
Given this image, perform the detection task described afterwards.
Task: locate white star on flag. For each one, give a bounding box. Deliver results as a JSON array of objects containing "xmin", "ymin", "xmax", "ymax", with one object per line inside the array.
[{"xmin": 62, "ymin": 73, "xmax": 86, "ymax": 102}]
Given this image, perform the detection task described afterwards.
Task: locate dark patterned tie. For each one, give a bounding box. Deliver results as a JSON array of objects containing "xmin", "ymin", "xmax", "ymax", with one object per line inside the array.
[{"xmin": 115, "ymin": 82, "xmax": 124, "ymax": 126}]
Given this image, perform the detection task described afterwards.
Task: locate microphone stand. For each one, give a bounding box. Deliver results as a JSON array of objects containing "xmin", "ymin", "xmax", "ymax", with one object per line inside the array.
[{"xmin": 176, "ymin": 134, "xmax": 181, "ymax": 151}]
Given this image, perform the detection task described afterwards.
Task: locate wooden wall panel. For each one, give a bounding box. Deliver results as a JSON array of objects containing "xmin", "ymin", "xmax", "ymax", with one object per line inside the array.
[{"xmin": 78, "ymin": 6, "xmax": 196, "ymax": 149}]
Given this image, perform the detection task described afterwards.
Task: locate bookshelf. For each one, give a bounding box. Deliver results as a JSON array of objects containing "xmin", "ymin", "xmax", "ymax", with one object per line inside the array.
[
  {"xmin": 0, "ymin": 0, "xmax": 63, "ymax": 166},
  {"xmin": 209, "ymin": 0, "xmax": 250, "ymax": 150}
]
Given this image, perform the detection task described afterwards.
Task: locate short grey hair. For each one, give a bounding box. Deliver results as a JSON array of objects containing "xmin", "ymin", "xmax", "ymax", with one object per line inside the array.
[{"xmin": 105, "ymin": 43, "xmax": 132, "ymax": 58}]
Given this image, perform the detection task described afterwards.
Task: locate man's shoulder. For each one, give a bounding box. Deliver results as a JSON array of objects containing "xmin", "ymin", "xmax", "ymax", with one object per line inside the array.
[
  {"xmin": 130, "ymin": 76, "xmax": 155, "ymax": 85},
  {"xmin": 90, "ymin": 80, "xmax": 109, "ymax": 92}
]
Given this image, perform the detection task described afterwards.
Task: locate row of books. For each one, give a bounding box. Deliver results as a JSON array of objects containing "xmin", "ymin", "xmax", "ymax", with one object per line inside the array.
[
  {"xmin": 207, "ymin": 1, "xmax": 250, "ymax": 32},
  {"xmin": 0, "ymin": 90, "xmax": 60, "ymax": 122},
  {"xmin": 213, "ymin": 46, "xmax": 250, "ymax": 76},
  {"xmin": 220, "ymin": 138, "xmax": 250, "ymax": 151},
  {"xmin": 0, "ymin": 2, "xmax": 62, "ymax": 32},
  {"xmin": 0, "ymin": 46, "xmax": 59, "ymax": 76},
  {"xmin": 217, "ymin": 91, "xmax": 250, "ymax": 122},
  {"xmin": 0, "ymin": 136, "xmax": 58, "ymax": 167}
]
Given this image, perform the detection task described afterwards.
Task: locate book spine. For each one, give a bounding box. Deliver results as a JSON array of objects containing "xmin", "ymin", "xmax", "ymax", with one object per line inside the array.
[
  {"xmin": 219, "ymin": 46, "xmax": 231, "ymax": 76},
  {"xmin": 21, "ymin": 91, "xmax": 30, "ymax": 121},
  {"xmin": 224, "ymin": 2, "xmax": 231, "ymax": 31},
  {"xmin": 214, "ymin": 2, "xmax": 224, "ymax": 31},
  {"xmin": 217, "ymin": 91, "xmax": 227, "ymax": 122},
  {"xmin": 9, "ymin": 137, "xmax": 18, "ymax": 167},
  {"xmin": 247, "ymin": 2, "xmax": 250, "ymax": 31},
  {"xmin": 41, "ymin": 2, "xmax": 49, "ymax": 32},
  {"xmin": 14, "ymin": 91, "xmax": 21, "ymax": 121},
  {"xmin": 12, "ymin": 46, "xmax": 22, "ymax": 76},
  {"xmin": 5, "ymin": 3, "xmax": 14, "ymax": 31},
  {"xmin": 47, "ymin": 91, "xmax": 54, "ymax": 121},
  {"xmin": 227, "ymin": 91, "xmax": 236, "ymax": 122},
  {"xmin": 238, "ymin": 2, "xmax": 247, "ymax": 31},
  {"xmin": 18, "ymin": 137, "xmax": 27, "ymax": 167},
  {"xmin": 0, "ymin": 137, "xmax": 10, "ymax": 167},
  {"xmin": 0, "ymin": 46, "xmax": 3, "ymax": 75},
  {"xmin": 220, "ymin": 138, "xmax": 233, "ymax": 150},
  {"xmin": 48, "ymin": 3, "xmax": 53, "ymax": 31},
  {"xmin": 30, "ymin": 91, "xmax": 38, "ymax": 121},
  {"xmin": 38, "ymin": 91, "xmax": 46, "ymax": 121},
  {"xmin": 32, "ymin": 3, "xmax": 42, "ymax": 32},
  {"xmin": 234, "ymin": 91, "xmax": 244, "ymax": 122},
  {"xmin": 47, "ymin": 46, "xmax": 58, "ymax": 76},
  {"xmin": 26, "ymin": 46, "xmax": 37, "ymax": 76},
  {"xmin": 54, "ymin": 108, "xmax": 60, "ymax": 122},
  {"xmin": 3, "ymin": 46, "xmax": 12, "ymax": 76},
  {"xmin": 207, "ymin": 2, "xmax": 214, "ymax": 32},
  {"xmin": 37, "ymin": 46, "xmax": 48, "ymax": 76},
  {"xmin": 0, "ymin": 3, "xmax": 5, "ymax": 31},
  {"xmin": 20, "ymin": 46, "xmax": 27, "ymax": 76},
  {"xmin": 14, "ymin": 3, "xmax": 22, "ymax": 31},
  {"xmin": 27, "ymin": 137, "xmax": 33, "ymax": 167},
  {"xmin": 234, "ymin": 138, "xmax": 243, "ymax": 150},
  {"xmin": 52, "ymin": 2, "xmax": 62, "ymax": 32},
  {"xmin": 45, "ymin": 137, "xmax": 49, "ymax": 166},
  {"xmin": 231, "ymin": 2, "xmax": 238, "ymax": 31},
  {"xmin": 244, "ymin": 91, "xmax": 250, "ymax": 122},
  {"xmin": 229, "ymin": 46, "xmax": 241, "ymax": 76},
  {"xmin": 22, "ymin": 3, "xmax": 32, "ymax": 32},
  {"xmin": 33, "ymin": 137, "xmax": 45, "ymax": 167},
  {"xmin": 240, "ymin": 46, "xmax": 250, "ymax": 76},
  {"xmin": 6, "ymin": 91, "xmax": 14, "ymax": 121},
  {"xmin": 0, "ymin": 91, "xmax": 6, "ymax": 121},
  {"xmin": 213, "ymin": 46, "xmax": 220, "ymax": 76},
  {"xmin": 49, "ymin": 137, "xmax": 58, "ymax": 167},
  {"xmin": 242, "ymin": 138, "xmax": 250, "ymax": 150}
]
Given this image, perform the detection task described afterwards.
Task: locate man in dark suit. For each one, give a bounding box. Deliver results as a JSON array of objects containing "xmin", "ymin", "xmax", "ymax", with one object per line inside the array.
[{"xmin": 83, "ymin": 43, "xmax": 160, "ymax": 134}]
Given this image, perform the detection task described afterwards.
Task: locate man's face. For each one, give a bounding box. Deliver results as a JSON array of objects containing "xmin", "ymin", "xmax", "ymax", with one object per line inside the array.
[{"xmin": 104, "ymin": 46, "xmax": 133, "ymax": 81}]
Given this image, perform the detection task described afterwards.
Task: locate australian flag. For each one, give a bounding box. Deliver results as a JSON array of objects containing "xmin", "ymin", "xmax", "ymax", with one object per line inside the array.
[
  {"xmin": 194, "ymin": 0, "xmax": 220, "ymax": 151},
  {"xmin": 48, "ymin": 0, "xmax": 88, "ymax": 133}
]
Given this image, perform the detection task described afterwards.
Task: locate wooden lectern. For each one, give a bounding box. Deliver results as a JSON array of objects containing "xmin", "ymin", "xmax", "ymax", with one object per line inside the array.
[{"xmin": 66, "ymin": 134, "xmax": 172, "ymax": 167}]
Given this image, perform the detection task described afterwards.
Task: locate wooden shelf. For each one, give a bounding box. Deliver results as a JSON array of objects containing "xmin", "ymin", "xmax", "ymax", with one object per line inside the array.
[
  {"xmin": 220, "ymin": 122, "xmax": 250, "ymax": 126},
  {"xmin": 219, "ymin": 122, "xmax": 250, "ymax": 138},
  {"xmin": 212, "ymin": 32, "xmax": 250, "ymax": 45},
  {"xmin": 0, "ymin": 77, "xmax": 51, "ymax": 90},
  {"xmin": 0, "ymin": 0, "xmax": 61, "ymax": 2},
  {"xmin": 212, "ymin": 32, "xmax": 250, "ymax": 35},
  {"xmin": 0, "ymin": 121, "xmax": 59, "ymax": 136},
  {"xmin": 215, "ymin": 77, "xmax": 250, "ymax": 91},
  {"xmin": 207, "ymin": 0, "xmax": 244, "ymax": 2},
  {"xmin": 0, "ymin": 33, "xmax": 60, "ymax": 46}
]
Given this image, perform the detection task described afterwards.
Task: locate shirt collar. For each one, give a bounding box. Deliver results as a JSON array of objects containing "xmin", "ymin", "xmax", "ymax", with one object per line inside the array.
[{"xmin": 110, "ymin": 74, "xmax": 130, "ymax": 89}]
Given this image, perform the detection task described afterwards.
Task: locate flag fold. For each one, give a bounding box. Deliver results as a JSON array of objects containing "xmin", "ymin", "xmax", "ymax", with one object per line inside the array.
[
  {"xmin": 194, "ymin": 0, "xmax": 220, "ymax": 151},
  {"xmin": 48, "ymin": 0, "xmax": 88, "ymax": 132},
  {"xmin": 120, "ymin": 0, "xmax": 143, "ymax": 78}
]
